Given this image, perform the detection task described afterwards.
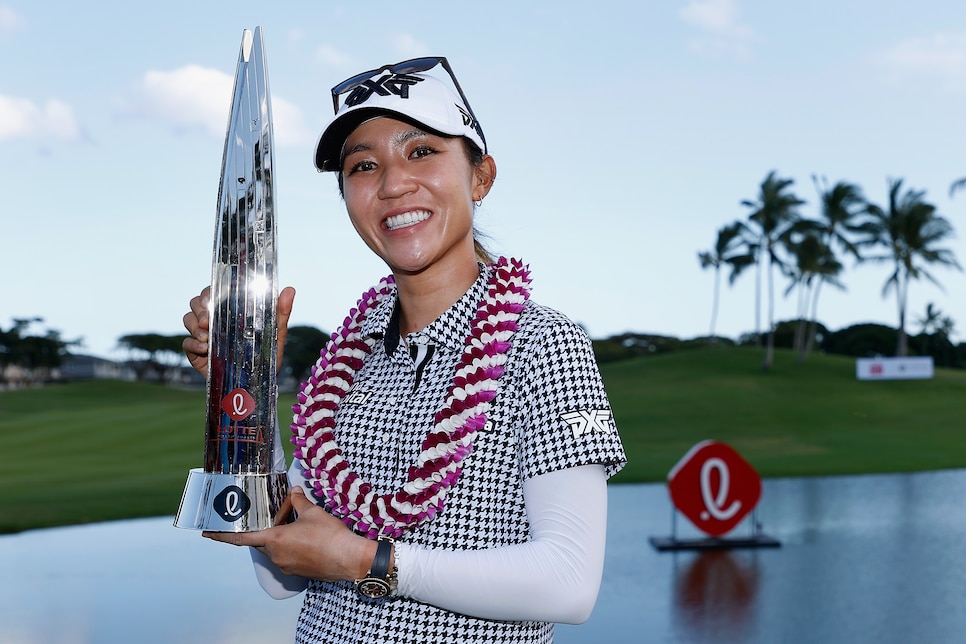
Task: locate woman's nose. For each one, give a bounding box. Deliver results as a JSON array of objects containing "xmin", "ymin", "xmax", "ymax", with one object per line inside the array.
[{"xmin": 377, "ymin": 160, "xmax": 417, "ymax": 200}]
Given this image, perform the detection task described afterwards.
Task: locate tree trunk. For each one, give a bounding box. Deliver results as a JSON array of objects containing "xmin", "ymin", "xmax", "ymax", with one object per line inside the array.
[
  {"xmin": 802, "ymin": 279, "xmax": 824, "ymax": 361},
  {"xmin": 896, "ymin": 269, "xmax": 909, "ymax": 357},
  {"xmin": 793, "ymin": 282, "xmax": 808, "ymax": 355},
  {"xmin": 762, "ymin": 250, "xmax": 774, "ymax": 370},
  {"xmin": 754, "ymin": 254, "xmax": 762, "ymax": 347},
  {"xmin": 709, "ymin": 266, "xmax": 721, "ymax": 344}
]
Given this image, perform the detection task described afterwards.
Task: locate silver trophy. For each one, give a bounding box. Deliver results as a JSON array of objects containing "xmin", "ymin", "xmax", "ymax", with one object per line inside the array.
[{"xmin": 174, "ymin": 27, "xmax": 288, "ymax": 532}]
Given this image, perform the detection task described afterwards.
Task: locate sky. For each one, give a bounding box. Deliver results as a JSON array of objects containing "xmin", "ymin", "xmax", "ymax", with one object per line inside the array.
[{"xmin": 3, "ymin": 0, "xmax": 966, "ymax": 361}]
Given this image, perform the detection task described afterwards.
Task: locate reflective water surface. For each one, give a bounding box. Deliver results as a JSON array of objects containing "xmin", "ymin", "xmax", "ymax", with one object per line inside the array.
[{"xmin": 3, "ymin": 470, "xmax": 966, "ymax": 643}]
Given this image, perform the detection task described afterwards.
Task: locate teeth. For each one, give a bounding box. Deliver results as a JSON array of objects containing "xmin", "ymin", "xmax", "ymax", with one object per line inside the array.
[{"xmin": 385, "ymin": 210, "xmax": 431, "ymax": 231}]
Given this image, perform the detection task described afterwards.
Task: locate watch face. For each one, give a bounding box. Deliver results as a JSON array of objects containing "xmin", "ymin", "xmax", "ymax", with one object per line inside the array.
[{"xmin": 358, "ymin": 578, "xmax": 390, "ymax": 599}]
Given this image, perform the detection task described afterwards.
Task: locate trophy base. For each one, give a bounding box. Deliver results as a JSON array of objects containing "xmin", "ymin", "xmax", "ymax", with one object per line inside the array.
[{"xmin": 173, "ymin": 468, "xmax": 289, "ymax": 532}]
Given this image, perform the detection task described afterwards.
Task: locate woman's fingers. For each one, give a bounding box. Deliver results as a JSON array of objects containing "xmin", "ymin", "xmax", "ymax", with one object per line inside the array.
[
  {"xmin": 276, "ymin": 286, "xmax": 296, "ymax": 365},
  {"xmin": 183, "ymin": 286, "xmax": 211, "ymax": 375},
  {"xmin": 181, "ymin": 285, "xmax": 295, "ymax": 376}
]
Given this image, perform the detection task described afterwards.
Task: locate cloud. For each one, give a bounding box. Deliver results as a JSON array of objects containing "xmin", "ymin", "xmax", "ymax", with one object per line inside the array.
[
  {"xmin": 315, "ymin": 43, "xmax": 356, "ymax": 69},
  {"xmin": 874, "ymin": 31, "xmax": 966, "ymax": 92},
  {"xmin": 286, "ymin": 27, "xmax": 305, "ymax": 49},
  {"xmin": 312, "ymin": 35, "xmax": 431, "ymax": 76},
  {"xmin": 0, "ymin": 5, "xmax": 24, "ymax": 37},
  {"xmin": 390, "ymin": 33, "xmax": 430, "ymax": 58},
  {"xmin": 678, "ymin": 0, "xmax": 756, "ymax": 60},
  {"xmin": 0, "ymin": 95, "xmax": 82, "ymax": 142},
  {"xmin": 130, "ymin": 65, "xmax": 233, "ymax": 137},
  {"xmin": 271, "ymin": 96, "xmax": 313, "ymax": 148},
  {"xmin": 128, "ymin": 64, "xmax": 311, "ymax": 146}
]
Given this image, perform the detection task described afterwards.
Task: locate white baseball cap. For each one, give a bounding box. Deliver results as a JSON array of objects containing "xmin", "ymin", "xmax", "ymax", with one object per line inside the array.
[{"xmin": 314, "ymin": 59, "xmax": 486, "ymax": 172}]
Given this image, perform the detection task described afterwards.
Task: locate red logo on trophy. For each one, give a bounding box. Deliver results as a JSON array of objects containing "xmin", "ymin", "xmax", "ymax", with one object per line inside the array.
[
  {"xmin": 222, "ymin": 388, "xmax": 256, "ymax": 421},
  {"xmin": 668, "ymin": 440, "xmax": 761, "ymax": 537}
]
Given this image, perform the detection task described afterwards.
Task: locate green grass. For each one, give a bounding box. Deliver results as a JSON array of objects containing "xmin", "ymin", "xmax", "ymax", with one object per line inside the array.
[
  {"xmin": 2, "ymin": 347, "xmax": 965, "ymax": 532},
  {"xmin": 605, "ymin": 347, "xmax": 966, "ymax": 483},
  {"xmin": 0, "ymin": 381, "xmax": 205, "ymax": 533}
]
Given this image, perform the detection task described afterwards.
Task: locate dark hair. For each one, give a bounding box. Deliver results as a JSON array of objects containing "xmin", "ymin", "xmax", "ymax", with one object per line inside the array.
[{"xmin": 336, "ymin": 135, "xmax": 493, "ymax": 263}]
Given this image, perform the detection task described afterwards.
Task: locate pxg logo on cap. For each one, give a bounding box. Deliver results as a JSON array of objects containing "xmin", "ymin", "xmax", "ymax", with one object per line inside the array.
[
  {"xmin": 344, "ymin": 73, "xmax": 424, "ymax": 107},
  {"xmin": 213, "ymin": 485, "xmax": 252, "ymax": 522}
]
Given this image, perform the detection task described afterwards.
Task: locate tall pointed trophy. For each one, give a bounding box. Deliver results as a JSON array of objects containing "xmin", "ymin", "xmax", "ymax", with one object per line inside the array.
[{"xmin": 174, "ymin": 26, "xmax": 288, "ymax": 532}]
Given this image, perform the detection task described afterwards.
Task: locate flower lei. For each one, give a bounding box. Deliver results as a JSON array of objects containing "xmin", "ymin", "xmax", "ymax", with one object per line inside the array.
[{"xmin": 290, "ymin": 257, "xmax": 531, "ymax": 539}]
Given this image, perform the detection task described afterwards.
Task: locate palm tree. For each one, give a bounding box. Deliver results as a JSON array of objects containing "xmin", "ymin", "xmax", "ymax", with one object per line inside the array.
[
  {"xmin": 937, "ymin": 315, "xmax": 955, "ymax": 341},
  {"xmin": 859, "ymin": 179, "xmax": 961, "ymax": 357},
  {"xmin": 742, "ymin": 170, "xmax": 805, "ymax": 370},
  {"xmin": 784, "ymin": 231, "xmax": 845, "ymax": 360},
  {"xmin": 915, "ymin": 302, "xmax": 943, "ymax": 355},
  {"xmin": 812, "ymin": 176, "xmax": 865, "ymax": 259},
  {"xmin": 698, "ymin": 222, "xmax": 756, "ymax": 342},
  {"xmin": 937, "ymin": 315, "xmax": 956, "ymax": 366},
  {"xmin": 802, "ymin": 177, "xmax": 866, "ymax": 357},
  {"xmin": 783, "ymin": 233, "xmax": 817, "ymax": 354}
]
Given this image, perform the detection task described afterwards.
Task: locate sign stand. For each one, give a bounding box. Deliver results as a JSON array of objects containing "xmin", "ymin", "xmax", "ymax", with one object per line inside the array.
[{"xmin": 649, "ymin": 507, "xmax": 781, "ymax": 551}]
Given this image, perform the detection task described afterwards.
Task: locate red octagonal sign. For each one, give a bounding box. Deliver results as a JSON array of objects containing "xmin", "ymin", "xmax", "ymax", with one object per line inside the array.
[{"xmin": 667, "ymin": 440, "xmax": 761, "ymax": 537}]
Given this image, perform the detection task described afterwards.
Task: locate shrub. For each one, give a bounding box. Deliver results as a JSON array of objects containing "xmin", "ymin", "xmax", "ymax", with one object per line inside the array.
[{"xmin": 823, "ymin": 323, "xmax": 898, "ymax": 357}]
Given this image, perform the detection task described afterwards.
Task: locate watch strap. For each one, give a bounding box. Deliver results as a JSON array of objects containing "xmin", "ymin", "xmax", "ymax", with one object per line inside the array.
[{"xmin": 370, "ymin": 537, "xmax": 392, "ymax": 580}]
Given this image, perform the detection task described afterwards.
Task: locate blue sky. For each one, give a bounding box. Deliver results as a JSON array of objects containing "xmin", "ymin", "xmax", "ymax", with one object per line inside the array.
[{"xmin": 3, "ymin": 0, "xmax": 966, "ymax": 360}]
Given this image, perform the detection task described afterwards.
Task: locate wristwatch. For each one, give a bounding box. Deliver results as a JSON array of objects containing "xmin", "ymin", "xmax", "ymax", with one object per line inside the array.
[{"xmin": 354, "ymin": 537, "xmax": 398, "ymax": 599}]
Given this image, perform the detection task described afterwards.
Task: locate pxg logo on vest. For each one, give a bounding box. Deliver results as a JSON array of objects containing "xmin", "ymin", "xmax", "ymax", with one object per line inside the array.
[{"xmin": 344, "ymin": 73, "xmax": 424, "ymax": 107}]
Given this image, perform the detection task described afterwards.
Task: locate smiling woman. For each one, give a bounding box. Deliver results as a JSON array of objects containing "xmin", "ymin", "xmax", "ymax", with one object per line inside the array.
[{"xmin": 181, "ymin": 55, "xmax": 626, "ymax": 644}]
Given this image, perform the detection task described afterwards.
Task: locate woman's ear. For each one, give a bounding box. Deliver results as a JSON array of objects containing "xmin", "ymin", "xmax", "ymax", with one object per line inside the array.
[{"xmin": 473, "ymin": 155, "xmax": 497, "ymax": 202}]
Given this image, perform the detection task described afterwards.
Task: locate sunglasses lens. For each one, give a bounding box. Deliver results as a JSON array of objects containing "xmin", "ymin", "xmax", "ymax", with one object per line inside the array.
[
  {"xmin": 332, "ymin": 71, "xmax": 377, "ymax": 97},
  {"xmin": 388, "ymin": 57, "xmax": 440, "ymax": 76}
]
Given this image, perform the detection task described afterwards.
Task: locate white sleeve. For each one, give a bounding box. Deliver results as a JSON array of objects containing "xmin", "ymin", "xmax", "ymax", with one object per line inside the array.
[
  {"xmin": 272, "ymin": 416, "xmax": 287, "ymax": 473},
  {"xmin": 249, "ymin": 461, "xmax": 310, "ymax": 599},
  {"xmin": 396, "ymin": 464, "xmax": 608, "ymax": 624}
]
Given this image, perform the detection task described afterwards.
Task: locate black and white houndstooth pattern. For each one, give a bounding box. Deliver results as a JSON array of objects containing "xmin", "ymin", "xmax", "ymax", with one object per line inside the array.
[{"xmin": 294, "ymin": 264, "xmax": 626, "ymax": 644}]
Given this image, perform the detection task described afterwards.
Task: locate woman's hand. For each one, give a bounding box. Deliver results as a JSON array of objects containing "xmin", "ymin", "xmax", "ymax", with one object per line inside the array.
[
  {"xmin": 204, "ymin": 486, "xmax": 375, "ymax": 582},
  {"xmin": 182, "ymin": 285, "xmax": 296, "ymax": 376}
]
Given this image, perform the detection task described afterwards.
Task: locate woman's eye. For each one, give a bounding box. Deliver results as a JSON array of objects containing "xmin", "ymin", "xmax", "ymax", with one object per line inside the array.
[
  {"xmin": 411, "ymin": 145, "xmax": 436, "ymax": 159},
  {"xmin": 347, "ymin": 159, "xmax": 376, "ymax": 174}
]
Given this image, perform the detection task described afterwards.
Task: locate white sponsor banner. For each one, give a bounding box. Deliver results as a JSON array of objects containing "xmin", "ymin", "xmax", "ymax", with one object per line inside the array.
[{"xmin": 856, "ymin": 356, "xmax": 934, "ymax": 380}]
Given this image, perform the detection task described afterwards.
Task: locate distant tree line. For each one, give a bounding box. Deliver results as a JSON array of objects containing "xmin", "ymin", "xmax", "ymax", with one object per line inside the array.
[
  {"xmin": 697, "ymin": 171, "xmax": 961, "ymax": 370},
  {"xmin": 0, "ymin": 318, "xmax": 80, "ymax": 386},
  {"xmin": 117, "ymin": 326, "xmax": 331, "ymax": 385},
  {"xmin": 592, "ymin": 315, "xmax": 966, "ymax": 369},
  {"xmin": 7, "ymin": 310, "xmax": 964, "ymax": 388},
  {"xmin": 117, "ymin": 333, "xmax": 188, "ymax": 382},
  {"xmin": 2, "ymin": 321, "xmax": 333, "ymax": 388}
]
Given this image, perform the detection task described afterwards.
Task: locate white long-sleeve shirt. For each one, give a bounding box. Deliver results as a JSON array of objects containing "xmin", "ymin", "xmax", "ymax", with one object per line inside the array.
[{"xmin": 250, "ymin": 462, "xmax": 608, "ymax": 623}]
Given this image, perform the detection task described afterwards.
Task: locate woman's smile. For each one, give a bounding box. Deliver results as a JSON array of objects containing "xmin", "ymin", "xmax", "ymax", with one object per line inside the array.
[{"xmin": 384, "ymin": 209, "xmax": 432, "ymax": 231}]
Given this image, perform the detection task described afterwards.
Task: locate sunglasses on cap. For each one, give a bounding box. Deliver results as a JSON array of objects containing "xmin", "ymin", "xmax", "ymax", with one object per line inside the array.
[{"xmin": 330, "ymin": 56, "xmax": 486, "ymax": 150}]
